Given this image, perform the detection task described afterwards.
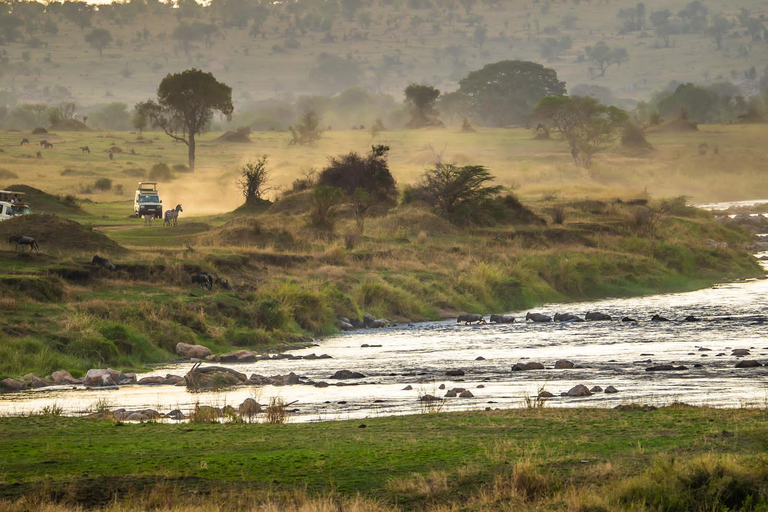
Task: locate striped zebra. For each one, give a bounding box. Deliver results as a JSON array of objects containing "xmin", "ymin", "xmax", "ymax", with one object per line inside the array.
[{"xmin": 164, "ymin": 204, "xmax": 183, "ymax": 227}]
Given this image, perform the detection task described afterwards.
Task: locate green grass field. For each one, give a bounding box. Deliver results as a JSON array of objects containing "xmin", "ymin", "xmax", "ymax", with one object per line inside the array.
[{"xmin": 1, "ymin": 406, "xmax": 768, "ymax": 510}]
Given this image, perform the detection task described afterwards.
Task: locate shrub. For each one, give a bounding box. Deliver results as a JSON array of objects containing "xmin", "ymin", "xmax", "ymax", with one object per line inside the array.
[
  {"xmin": 253, "ymin": 298, "xmax": 287, "ymax": 331},
  {"xmin": 65, "ymin": 336, "xmax": 119, "ymax": 364},
  {"xmin": 227, "ymin": 328, "xmax": 272, "ymax": 348},
  {"xmin": 309, "ymin": 185, "xmax": 344, "ymax": 230},
  {"xmin": 317, "ymin": 145, "xmax": 397, "ymax": 203},
  {"xmin": 148, "ymin": 163, "xmax": 173, "ymax": 181},
  {"xmin": 31, "ymin": 127, "xmax": 47, "ymax": 134},
  {"xmin": 172, "ymin": 163, "xmax": 190, "ymax": 173},
  {"xmin": 551, "ymin": 205, "xmax": 566, "ymax": 224},
  {"xmin": 94, "ymin": 178, "xmax": 112, "ymax": 191}
]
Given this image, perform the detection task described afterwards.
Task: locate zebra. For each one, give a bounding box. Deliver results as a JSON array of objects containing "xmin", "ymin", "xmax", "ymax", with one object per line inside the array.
[
  {"xmin": 143, "ymin": 214, "xmax": 153, "ymax": 226},
  {"xmin": 164, "ymin": 204, "xmax": 183, "ymax": 227}
]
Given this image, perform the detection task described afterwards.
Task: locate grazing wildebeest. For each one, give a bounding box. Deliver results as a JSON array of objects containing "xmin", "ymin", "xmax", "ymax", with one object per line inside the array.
[
  {"xmin": 39, "ymin": 139, "xmax": 48, "ymax": 147},
  {"xmin": 191, "ymin": 271, "xmax": 213, "ymax": 290},
  {"xmin": 585, "ymin": 311, "xmax": 612, "ymax": 321},
  {"xmin": 525, "ymin": 312, "xmax": 552, "ymax": 322},
  {"xmin": 651, "ymin": 314, "xmax": 670, "ymax": 322},
  {"xmin": 554, "ymin": 312, "xmax": 584, "ymax": 322},
  {"xmin": 36, "ymin": 151, "xmax": 42, "ymax": 158},
  {"xmin": 81, "ymin": 146, "xmax": 90, "ymax": 154},
  {"xmin": 20, "ymin": 138, "xmax": 29, "ymax": 146},
  {"xmin": 164, "ymin": 204, "xmax": 183, "ymax": 227},
  {"xmin": 92, "ymin": 255, "xmax": 116, "ymax": 271},
  {"xmin": 109, "ymin": 153, "xmax": 114, "ymax": 160},
  {"xmin": 214, "ymin": 277, "xmax": 232, "ymax": 290},
  {"xmin": 9, "ymin": 235, "xmax": 40, "ymax": 253},
  {"xmin": 457, "ymin": 314, "xmax": 485, "ymax": 325},
  {"xmin": 42, "ymin": 142, "xmax": 53, "ymax": 149},
  {"xmin": 489, "ymin": 314, "xmax": 515, "ymax": 324}
]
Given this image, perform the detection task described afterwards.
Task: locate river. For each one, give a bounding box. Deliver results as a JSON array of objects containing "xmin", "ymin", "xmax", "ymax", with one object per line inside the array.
[{"xmin": 2, "ymin": 208, "xmax": 767, "ymax": 422}]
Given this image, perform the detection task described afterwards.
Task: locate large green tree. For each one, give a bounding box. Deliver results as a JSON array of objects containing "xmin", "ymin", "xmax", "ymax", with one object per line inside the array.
[
  {"xmin": 585, "ymin": 41, "xmax": 629, "ymax": 78},
  {"xmin": 137, "ymin": 69, "xmax": 233, "ymax": 173},
  {"xmin": 404, "ymin": 84, "xmax": 442, "ymax": 128},
  {"xmin": 454, "ymin": 60, "xmax": 566, "ymax": 127},
  {"xmin": 535, "ymin": 96, "xmax": 628, "ymax": 168}
]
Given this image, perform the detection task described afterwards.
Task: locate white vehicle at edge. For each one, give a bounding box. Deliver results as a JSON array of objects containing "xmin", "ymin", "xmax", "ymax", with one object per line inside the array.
[
  {"xmin": 0, "ymin": 190, "xmax": 32, "ymax": 221},
  {"xmin": 134, "ymin": 182, "xmax": 163, "ymax": 218}
]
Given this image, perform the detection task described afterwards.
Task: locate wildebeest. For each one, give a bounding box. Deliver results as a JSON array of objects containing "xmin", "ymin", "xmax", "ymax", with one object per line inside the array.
[
  {"xmin": 81, "ymin": 146, "xmax": 90, "ymax": 154},
  {"xmin": 525, "ymin": 312, "xmax": 552, "ymax": 322},
  {"xmin": 457, "ymin": 314, "xmax": 485, "ymax": 325},
  {"xmin": 191, "ymin": 271, "xmax": 213, "ymax": 290},
  {"xmin": 36, "ymin": 151, "xmax": 42, "ymax": 158},
  {"xmin": 9, "ymin": 235, "xmax": 40, "ymax": 252},
  {"xmin": 109, "ymin": 153, "xmax": 114, "ymax": 160},
  {"xmin": 585, "ymin": 311, "xmax": 612, "ymax": 321},
  {"xmin": 489, "ymin": 314, "xmax": 515, "ymax": 324},
  {"xmin": 42, "ymin": 142, "xmax": 53, "ymax": 149},
  {"xmin": 92, "ymin": 255, "xmax": 116, "ymax": 271},
  {"xmin": 651, "ymin": 314, "xmax": 670, "ymax": 321},
  {"xmin": 39, "ymin": 139, "xmax": 48, "ymax": 147},
  {"xmin": 164, "ymin": 204, "xmax": 183, "ymax": 227},
  {"xmin": 214, "ymin": 277, "xmax": 232, "ymax": 290},
  {"xmin": 20, "ymin": 138, "xmax": 29, "ymax": 146},
  {"xmin": 554, "ymin": 312, "xmax": 584, "ymax": 322}
]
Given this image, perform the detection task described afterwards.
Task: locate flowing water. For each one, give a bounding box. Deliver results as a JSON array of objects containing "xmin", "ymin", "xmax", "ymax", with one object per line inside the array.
[{"xmin": 2, "ymin": 206, "xmax": 767, "ymax": 422}]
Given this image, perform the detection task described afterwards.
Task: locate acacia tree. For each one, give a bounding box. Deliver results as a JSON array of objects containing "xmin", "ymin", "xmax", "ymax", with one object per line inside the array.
[
  {"xmin": 535, "ymin": 95, "xmax": 628, "ymax": 169},
  {"xmin": 706, "ymin": 14, "xmax": 729, "ymax": 50},
  {"xmin": 414, "ymin": 163, "xmax": 503, "ymax": 226},
  {"xmin": 585, "ymin": 42, "xmax": 629, "ymax": 78},
  {"xmin": 85, "ymin": 28, "xmax": 112, "ymax": 59},
  {"xmin": 404, "ymin": 84, "xmax": 442, "ymax": 128},
  {"xmin": 137, "ymin": 69, "xmax": 233, "ymax": 173}
]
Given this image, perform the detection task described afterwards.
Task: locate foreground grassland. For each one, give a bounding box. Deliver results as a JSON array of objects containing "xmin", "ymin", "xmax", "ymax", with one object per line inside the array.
[
  {"xmin": 0, "ymin": 126, "xmax": 764, "ymax": 380},
  {"xmin": 1, "ymin": 406, "xmax": 768, "ymax": 511}
]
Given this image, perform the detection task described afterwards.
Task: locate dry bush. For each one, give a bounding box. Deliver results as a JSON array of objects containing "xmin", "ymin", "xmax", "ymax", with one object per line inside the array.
[
  {"xmin": 264, "ymin": 397, "xmax": 289, "ymax": 424},
  {"xmin": 550, "ymin": 205, "xmax": 566, "ymax": 225},
  {"xmin": 387, "ymin": 470, "xmax": 450, "ymax": 499}
]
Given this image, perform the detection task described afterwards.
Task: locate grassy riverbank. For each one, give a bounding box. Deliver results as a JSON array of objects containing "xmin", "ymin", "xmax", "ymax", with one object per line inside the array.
[
  {"xmin": 1, "ymin": 406, "xmax": 768, "ymax": 510},
  {"xmin": 0, "ymin": 126, "xmax": 765, "ymax": 381}
]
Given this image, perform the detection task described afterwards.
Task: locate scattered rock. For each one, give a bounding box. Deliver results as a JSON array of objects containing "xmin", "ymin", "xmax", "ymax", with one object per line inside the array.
[
  {"xmin": 477, "ymin": 384, "xmax": 485, "ymax": 388},
  {"xmin": 167, "ymin": 409, "xmax": 187, "ymax": 420},
  {"xmin": 84, "ymin": 368, "xmax": 124, "ymax": 387},
  {"xmin": 698, "ymin": 347, "xmax": 712, "ymax": 352},
  {"xmin": 22, "ymin": 373, "xmax": 48, "ymax": 388},
  {"xmin": 438, "ymin": 383, "xmax": 446, "ymax": 389},
  {"xmin": 604, "ymin": 386, "xmax": 619, "ymax": 394},
  {"xmin": 51, "ymin": 370, "xmax": 80, "ymax": 385},
  {"xmin": 402, "ymin": 385, "xmax": 413, "ymax": 390},
  {"xmin": 218, "ymin": 350, "xmax": 258, "ymax": 363},
  {"xmin": 138, "ymin": 376, "xmax": 165, "ymax": 385},
  {"xmin": 645, "ymin": 365, "xmax": 688, "ymax": 372},
  {"xmin": 590, "ymin": 386, "xmax": 603, "ymax": 393},
  {"xmin": 419, "ymin": 394, "xmax": 441, "ymax": 402},
  {"xmin": 512, "ymin": 362, "xmax": 545, "ymax": 371},
  {"xmin": 554, "ymin": 360, "xmax": 575, "ymax": 369},
  {"xmin": 1, "ymin": 378, "xmax": 25, "ymax": 391},
  {"xmin": 446, "ymin": 369, "xmax": 465, "ymax": 377},
  {"xmin": 184, "ymin": 366, "xmax": 247, "ymax": 391},
  {"xmin": 330, "ymin": 370, "xmax": 365, "ymax": 379},
  {"xmin": 735, "ymin": 360, "xmax": 761, "ymax": 368},
  {"xmin": 459, "ymin": 390, "xmax": 474, "ymax": 398},
  {"xmin": 239, "ymin": 398, "xmax": 262, "ymax": 416},
  {"xmin": 538, "ymin": 391, "xmax": 555, "ymax": 398},
  {"xmin": 566, "ymin": 384, "xmax": 592, "ymax": 397},
  {"xmin": 175, "ymin": 343, "xmax": 213, "ymax": 359},
  {"xmin": 475, "ymin": 356, "xmax": 486, "ymax": 361},
  {"xmin": 731, "ymin": 349, "xmax": 751, "ymax": 356},
  {"xmin": 339, "ymin": 321, "xmax": 355, "ymax": 331}
]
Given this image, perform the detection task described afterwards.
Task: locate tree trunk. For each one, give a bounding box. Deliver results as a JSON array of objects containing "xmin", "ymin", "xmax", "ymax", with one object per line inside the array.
[{"xmin": 188, "ymin": 133, "xmax": 196, "ymax": 173}]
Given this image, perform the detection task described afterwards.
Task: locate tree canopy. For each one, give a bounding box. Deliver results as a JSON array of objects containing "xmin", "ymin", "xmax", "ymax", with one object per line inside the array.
[
  {"xmin": 404, "ymin": 84, "xmax": 442, "ymax": 128},
  {"xmin": 535, "ymin": 95, "xmax": 628, "ymax": 169},
  {"xmin": 137, "ymin": 69, "xmax": 233, "ymax": 173},
  {"xmin": 85, "ymin": 28, "xmax": 112, "ymax": 59},
  {"xmin": 454, "ymin": 60, "xmax": 566, "ymax": 127},
  {"xmin": 585, "ymin": 42, "xmax": 629, "ymax": 78},
  {"xmin": 317, "ymin": 145, "xmax": 397, "ymax": 205}
]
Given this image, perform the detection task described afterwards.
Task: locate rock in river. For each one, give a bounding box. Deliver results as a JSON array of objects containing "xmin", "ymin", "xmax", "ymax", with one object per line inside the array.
[
  {"xmin": 175, "ymin": 343, "xmax": 212, "ymax": 359},
  {"xmin": 330, "ymin": 370, "xmax": 365, "ymax": 379}
]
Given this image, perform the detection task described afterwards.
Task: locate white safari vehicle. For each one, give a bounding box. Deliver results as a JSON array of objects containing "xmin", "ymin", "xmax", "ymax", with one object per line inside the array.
[
  {"xmin": 0, "ymin": 190, "xmax": 31, "ymax": 221},
  {"xmin": 134, "ymin": 182, "xmax": 163, "ymax": 218}
]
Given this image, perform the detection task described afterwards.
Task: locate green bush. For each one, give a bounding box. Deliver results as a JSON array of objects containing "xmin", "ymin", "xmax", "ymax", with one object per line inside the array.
[
  {"xmin": 65, "ymin": 336, "xmax": 119, "ymax": 365},
  {"xmin": 253, "ymin": 299, "xmax": 288, "ymax": 331},
  {"xmin": 94, "ymin": 178, "xmax": 112, "ymax": 191},
  {"xmin": 226, "ymin": 328, "xmax": 272, "ymax": 348},
  {"xmin": 148, "ymin": 163, "xmax": 173, "ymax": 182}
]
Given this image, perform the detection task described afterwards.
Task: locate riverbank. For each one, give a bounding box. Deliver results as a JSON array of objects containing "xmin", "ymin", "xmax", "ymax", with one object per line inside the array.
[
  {"xmin": 0, "ymin": 192, "xmax": 764, "ymax": 383},
  {"xmin": 2, "ymin": 406, "xmax": 768, "ymax": 511}
]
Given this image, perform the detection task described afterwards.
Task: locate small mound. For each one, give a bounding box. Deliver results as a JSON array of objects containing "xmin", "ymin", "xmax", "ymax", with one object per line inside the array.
[
  {"xmin": 659, "ymin": 118, "xmax": 698, "ymax": 132},
  {"xmin": 31, "ymin": 127, "xmax": 48, "ymax": 134},
  {"xmin": 215, "ymin": 127, "xmax": 252, "ymax": 143},
  {"xmin": 0, "ymin": 214, "xmax": 125, "ymax": 253},
  {"xmin": 0, "ymin": 169, "xmax": 19, "ymax": 179},
  {"xmin": 233, "ymin": 198, "xmax": 272, "ymax": 215},
  {"xmin": 6, "ymin": 184, "xmax": 86, "ymax": 216},
  {"xmin": 198, "ymin": 217, "xmax": 295, "ymax": 249},
  {"xmin": 497, "ymin": 195, "xmax": 546, "ymax": 225},
  {"xmin": 49, "ymin": 119, "xmax": 91, "ymax": 131},
  {"xmin": 371, "ymin": 207, "xmax": 458, "ymax": 236},
  {"xmin": 267, "ymin": 190, "xmax": 313, "ymax": 215}
]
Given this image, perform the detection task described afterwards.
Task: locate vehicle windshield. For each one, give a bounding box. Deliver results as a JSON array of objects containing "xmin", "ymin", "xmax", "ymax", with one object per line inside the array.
[
  {"xmin": 11, "ymin": 205, "xmax": 31, "ymax": 215},
  {"xmin": 139, "ymin": 195, "xmax": 159, "ymax": 203}
]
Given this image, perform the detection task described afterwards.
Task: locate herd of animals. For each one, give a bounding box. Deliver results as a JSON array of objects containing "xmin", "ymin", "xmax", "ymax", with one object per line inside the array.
[
  {"xmin": 457, "ymin": 312, "xmax": 702, "ymax": 324},
  {"xmin": 19, "ymin": 137, "xmax": 119, "ymax": 160}
]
